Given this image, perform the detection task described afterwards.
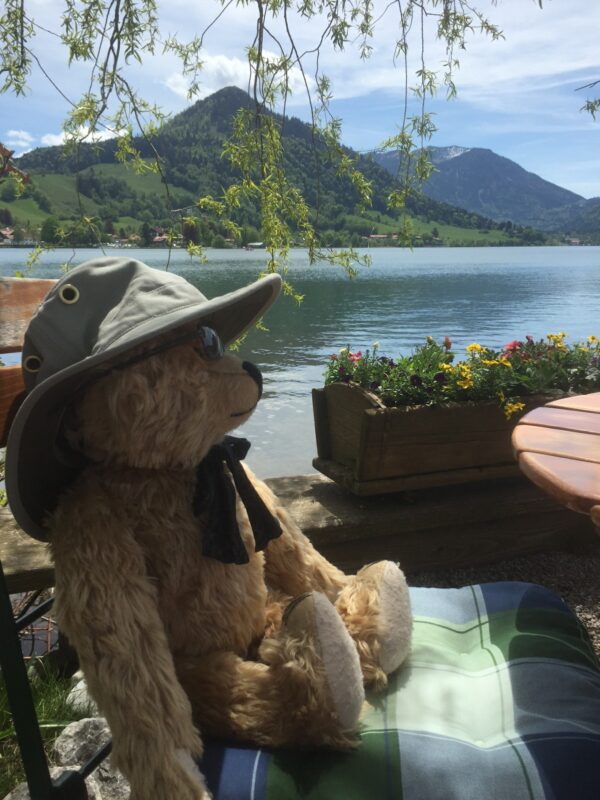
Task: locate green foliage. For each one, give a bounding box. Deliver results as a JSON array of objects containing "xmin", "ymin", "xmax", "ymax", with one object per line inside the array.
[
  {"xmin": 325, "ymin": 334, "xmax": 600, "ymax": 419},
  {"xmin": 0, "ymin": 180, "xmax": 17, "ymax": 203},
  {"xmin": 210, "ymin": 233, "xmax": 227, "ymax": 248},
  {"xmin": 0, "ymin": 658, "xmax": 96, "ymax": 797},
  {"xmin": 40, "ymin": 216, "xmax": 60, "ymax": 243}
]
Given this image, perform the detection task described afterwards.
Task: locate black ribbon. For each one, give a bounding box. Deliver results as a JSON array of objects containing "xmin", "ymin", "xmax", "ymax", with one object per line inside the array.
[{"xmin": 192, "ymin": 435, "xmax": 282, "ymax": 564}]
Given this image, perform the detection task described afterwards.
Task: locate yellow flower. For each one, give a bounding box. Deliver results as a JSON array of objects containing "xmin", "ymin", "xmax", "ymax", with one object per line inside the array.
[
  {"xmin": 547, "ymin": 332, "xmax": 567, "ymax": 344},
  {"xmin": 503, "ymin": 401, "xmax": 526, "ymax": 419},
  {"xmin": 499, "ymin": 358, "xmax": 512, "ymax": 368},
  {"xmin": 439, "ymin": 362, "xmax": 454, "ymax": 372},
  {"xmin": 466, "ymin": 343, "xmax": 485, "ymax": 353},
  {"xmin": 588, "ymin": 335, "xmax": 598, "ymax": 344},
  {"xmin": 481, "ymin": 358, "xmax": 500, "ymax": 366}
]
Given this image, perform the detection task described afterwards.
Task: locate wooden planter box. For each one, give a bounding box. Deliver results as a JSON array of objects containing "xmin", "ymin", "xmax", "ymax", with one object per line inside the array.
[{"xmin": 312, "ymin": 382, "xmax": 552, "ymax": 496}]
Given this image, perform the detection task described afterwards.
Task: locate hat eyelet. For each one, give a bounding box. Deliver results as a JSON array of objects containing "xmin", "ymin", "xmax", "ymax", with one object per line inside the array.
[
  {"xmin": 59, "ymin": 284, "xmax": 80, "ymax": 304},
  {"xmin": 24, "ymin": 354, "xmax": 42, "ymax": 373}
]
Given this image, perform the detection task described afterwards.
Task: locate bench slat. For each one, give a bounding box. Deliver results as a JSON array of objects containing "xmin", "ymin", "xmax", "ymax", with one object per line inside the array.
[
  {"xmin": 0, "ymin": 277, "xmax": 56, "ymax": 354},
  {"xmin": 0, "ymin": 365, "xmax": 25, "ymax": 447}
]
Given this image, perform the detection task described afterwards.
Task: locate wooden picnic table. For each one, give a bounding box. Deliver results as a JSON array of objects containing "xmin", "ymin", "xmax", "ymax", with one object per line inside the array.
[{"xmin": 512, "ymin": 392, "xmax": 600, "ymax": 528}]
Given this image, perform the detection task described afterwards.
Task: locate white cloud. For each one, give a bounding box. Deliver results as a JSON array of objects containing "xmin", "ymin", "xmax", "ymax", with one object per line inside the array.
[
  {"xmin": 5, "ymin": 129, "xmax": 35, "ymax": 149},
  {"xmin": 40, "ymin": 132, "xmax": 65, "ymax": 147},
  {"xmin": 164, "ymin": 51, "xmax": 314, "ymax": 104},
  {"xmin": 40, "ymin": 127, "xmax": 124, "ymax": 147}
]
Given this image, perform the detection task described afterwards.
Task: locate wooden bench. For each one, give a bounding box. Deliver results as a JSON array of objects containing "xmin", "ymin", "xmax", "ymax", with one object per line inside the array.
[{"xmin": 1, "ymin": 277, "xmax": 56, "ymax": 593}]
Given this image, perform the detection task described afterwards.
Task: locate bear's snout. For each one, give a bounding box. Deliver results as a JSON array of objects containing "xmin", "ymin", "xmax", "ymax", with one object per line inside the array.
[{"xmin": 242, "ymin": 361, "xmax": 263, "ymax": 399}]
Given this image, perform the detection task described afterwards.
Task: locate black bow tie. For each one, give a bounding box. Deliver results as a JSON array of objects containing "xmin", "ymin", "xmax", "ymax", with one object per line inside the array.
[{"xmin": 192, "ymin": 436, "xmax": 282, "ymax": 564}]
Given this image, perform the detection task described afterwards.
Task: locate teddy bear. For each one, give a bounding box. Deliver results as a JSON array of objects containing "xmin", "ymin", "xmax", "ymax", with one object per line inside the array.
[{"xmin": 6, "ymin": 257, "xmax": 412, "ymax": 800}]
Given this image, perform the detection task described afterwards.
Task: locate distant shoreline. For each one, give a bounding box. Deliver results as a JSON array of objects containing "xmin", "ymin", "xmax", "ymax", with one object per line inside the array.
[{"xmin": 0, "ymin": 241, "xmax": 592, "ymax": 250}]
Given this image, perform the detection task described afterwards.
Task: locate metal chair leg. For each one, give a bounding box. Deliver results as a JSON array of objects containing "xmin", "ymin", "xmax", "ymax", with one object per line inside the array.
[{"xmin": 0, "ymin": 560, "xmax": 55, "ymax": 799}]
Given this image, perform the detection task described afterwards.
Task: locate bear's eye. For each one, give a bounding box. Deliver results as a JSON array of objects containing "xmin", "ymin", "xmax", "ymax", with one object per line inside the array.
[{"xmin": 195, "ymin": 326, "xmax": 225, "ymax": 361}]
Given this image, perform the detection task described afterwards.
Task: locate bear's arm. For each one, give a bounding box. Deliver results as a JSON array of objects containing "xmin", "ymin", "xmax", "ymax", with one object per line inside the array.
[
  {"xmin": 49, "ymin": 480, "xmax": 209, "ymax": 800},
  {"xmin": 243, "ymin": 465, "xmax": 349, "ymax": 600}
]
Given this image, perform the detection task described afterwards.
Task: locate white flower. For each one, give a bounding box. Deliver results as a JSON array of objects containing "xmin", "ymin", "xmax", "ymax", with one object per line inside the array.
[
  {"xmin": 339, "ymin": 347, "xmax": 349, "ymax": 354},
  {"xmin": 372, "ymin": 341, "xmax": 380, "ymax": 349}
]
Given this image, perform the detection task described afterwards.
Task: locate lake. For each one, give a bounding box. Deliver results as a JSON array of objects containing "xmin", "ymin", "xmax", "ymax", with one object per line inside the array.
[{"xmin": 2, "ymin": 245, "xmax": 600, "ymax": 477}]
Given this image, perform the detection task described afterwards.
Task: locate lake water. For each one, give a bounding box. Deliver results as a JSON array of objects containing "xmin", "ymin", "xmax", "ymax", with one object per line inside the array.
[{"xmin": 2, "ymin": 245, "xmax": 600, "ymax": 477}]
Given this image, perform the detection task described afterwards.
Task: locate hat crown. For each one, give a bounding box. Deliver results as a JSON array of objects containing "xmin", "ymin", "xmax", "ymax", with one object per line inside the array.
[{"xmin": 23, "ymin": 258, "xmax": 206, "ymax": 390}]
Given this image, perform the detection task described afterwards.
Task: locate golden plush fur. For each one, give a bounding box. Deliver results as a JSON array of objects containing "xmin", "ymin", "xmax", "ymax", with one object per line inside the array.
[{"xmin": 49, "ymin": 336, "xmax": 411, "ymax": 799}]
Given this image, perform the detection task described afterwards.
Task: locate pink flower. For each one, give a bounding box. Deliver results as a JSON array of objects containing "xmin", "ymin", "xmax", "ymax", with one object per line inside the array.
[
  {"xmin": 504, "ymin": 340, "xmax": 521, "ymax": 353},
  {"xmin": 349, "ymin": 351, "xmax": 362, "ymax": 363},
  {"xmin": 443, "ymin": 336, "xmax": 452, "ymax": 350}
]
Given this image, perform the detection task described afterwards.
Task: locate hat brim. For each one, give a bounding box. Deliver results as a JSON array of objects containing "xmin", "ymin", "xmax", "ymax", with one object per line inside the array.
[{"xmin": 7, "ymin": 273, "xmax": 282, "ymax": 541}]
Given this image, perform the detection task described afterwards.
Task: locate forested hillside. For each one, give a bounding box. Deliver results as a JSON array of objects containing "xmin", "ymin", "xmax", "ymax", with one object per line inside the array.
[{"xmin": 4, "ymin": 87, "xmax": 550, "ymax": 247}]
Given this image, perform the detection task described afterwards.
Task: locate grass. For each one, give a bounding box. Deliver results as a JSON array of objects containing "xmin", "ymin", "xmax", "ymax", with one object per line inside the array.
[
  {"xmin": 342, "ymin": 209, "xmax": 518, "ymax": 245},
  {"xmin": 89, "ymin": 162, "xmax": 167, "ymax": 195},
  {"xmin": 32, "ymin": 174, "xmax": 101, "ymax": 217},
  {"xmin": 0, "ymin": 657, "xmax": 92, "ymax": 797}
]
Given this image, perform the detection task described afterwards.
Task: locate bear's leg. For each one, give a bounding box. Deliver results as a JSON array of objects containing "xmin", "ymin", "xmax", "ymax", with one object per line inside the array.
[
  {"xmin": 335, "ymin": 561, "xmax": 412, "ymax": 691},
  {"xmin": 177, "ymin": 592, "xmax": 364, "ymax": 749}
]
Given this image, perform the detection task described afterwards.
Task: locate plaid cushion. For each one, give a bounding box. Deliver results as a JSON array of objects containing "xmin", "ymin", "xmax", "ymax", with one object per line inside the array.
[{"xmin": 199, "ymin": 583, "xmax": 600, "ymax": 800}]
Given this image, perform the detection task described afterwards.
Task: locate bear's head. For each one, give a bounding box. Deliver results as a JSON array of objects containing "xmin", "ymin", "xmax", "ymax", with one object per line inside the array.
[{"xmin": 66, "ymin": 326, "xmax": 263, "ymax": 470}]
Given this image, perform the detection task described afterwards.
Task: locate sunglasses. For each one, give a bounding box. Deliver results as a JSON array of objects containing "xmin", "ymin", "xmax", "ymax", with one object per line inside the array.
[
  {"xmin": 190, "ymin": 325, "xmax": 225, "ymax": 361},
  {"xmin": 70, "ymin": 324, "xmax": 226, "ymax": 396}
]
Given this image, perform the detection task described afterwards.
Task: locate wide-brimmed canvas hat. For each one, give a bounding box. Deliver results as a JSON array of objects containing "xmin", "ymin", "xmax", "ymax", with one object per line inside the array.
[{"xmin": 6, "ymin": 256, "xmax": 282, "ymax": 541}]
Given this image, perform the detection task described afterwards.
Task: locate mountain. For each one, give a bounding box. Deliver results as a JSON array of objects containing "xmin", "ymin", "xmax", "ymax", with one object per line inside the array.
[
  {"xmin": 7, "ymin": 88, "xmax": 547, "ymax": 247},
  {"xmin": 371, "ymin": 146, "xmax": 589, "ymax": 231}
]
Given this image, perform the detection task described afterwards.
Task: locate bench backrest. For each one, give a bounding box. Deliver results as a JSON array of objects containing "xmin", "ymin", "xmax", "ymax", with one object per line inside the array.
[
  {"xmin": 1, "ymin": 274, "xmax": 105, "ymax": 800},
  {"xmin": 0, "ymin": 278, "xmax": 56, "ymax": 446}
]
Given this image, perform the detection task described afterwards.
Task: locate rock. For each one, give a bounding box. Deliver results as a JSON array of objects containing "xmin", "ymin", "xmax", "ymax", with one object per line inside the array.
[
  {"xmin": 67, "ymin": 678, "xmax": 99, "ymax": 715},
  {"xmin": 95, "ymin": 761, "xmax": 130, "ymax": 800},
  {"xmin": 53, "ymin": 717, "xmax": 111, "ymax": 767},
  {"xmin": 3, "ymin": 767, "xmax": 102, "ymax": 800}
]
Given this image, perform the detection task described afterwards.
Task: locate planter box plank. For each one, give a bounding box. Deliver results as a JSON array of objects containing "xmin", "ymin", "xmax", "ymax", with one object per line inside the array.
[
  {"xmin": 313, "ymin": 384, "xmax": 547, "ymax": 494},
  {"xmin": 314, "ymin": 456, "xmax": 520, "ymax": 496},
  {"xmin": 321, "ymin": 382, "xmax": 384, "ymax": 468}
]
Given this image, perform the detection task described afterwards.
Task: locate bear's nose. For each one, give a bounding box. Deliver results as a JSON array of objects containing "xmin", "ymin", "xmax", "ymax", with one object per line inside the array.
[{"xmin": 242, "ymin": 361, "xmax": 263, "ymax": 399}]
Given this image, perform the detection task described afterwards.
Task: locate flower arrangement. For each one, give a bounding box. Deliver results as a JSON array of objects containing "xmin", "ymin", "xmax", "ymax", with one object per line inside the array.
[{"xmin": 324, "ymin": 333, "xmax": 600, "ymax": 419}]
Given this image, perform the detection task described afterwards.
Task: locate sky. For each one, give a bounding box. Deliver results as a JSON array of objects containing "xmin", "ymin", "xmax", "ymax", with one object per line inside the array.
[{"xmin": 1, "ymin": 0, "xmax": 599, "ymax": 198}]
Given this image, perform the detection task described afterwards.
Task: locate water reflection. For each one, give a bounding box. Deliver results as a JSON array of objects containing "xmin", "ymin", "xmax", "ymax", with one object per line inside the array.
[{"xmin": 2, "ymin": 246, "xmax": 600, "ymax": 477}]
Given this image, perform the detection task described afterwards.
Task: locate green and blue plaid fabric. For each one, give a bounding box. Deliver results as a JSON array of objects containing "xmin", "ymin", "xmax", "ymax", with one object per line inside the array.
[{"xmin": 200, "ymin": 582, "xmax": 600, "ymax": 800}]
